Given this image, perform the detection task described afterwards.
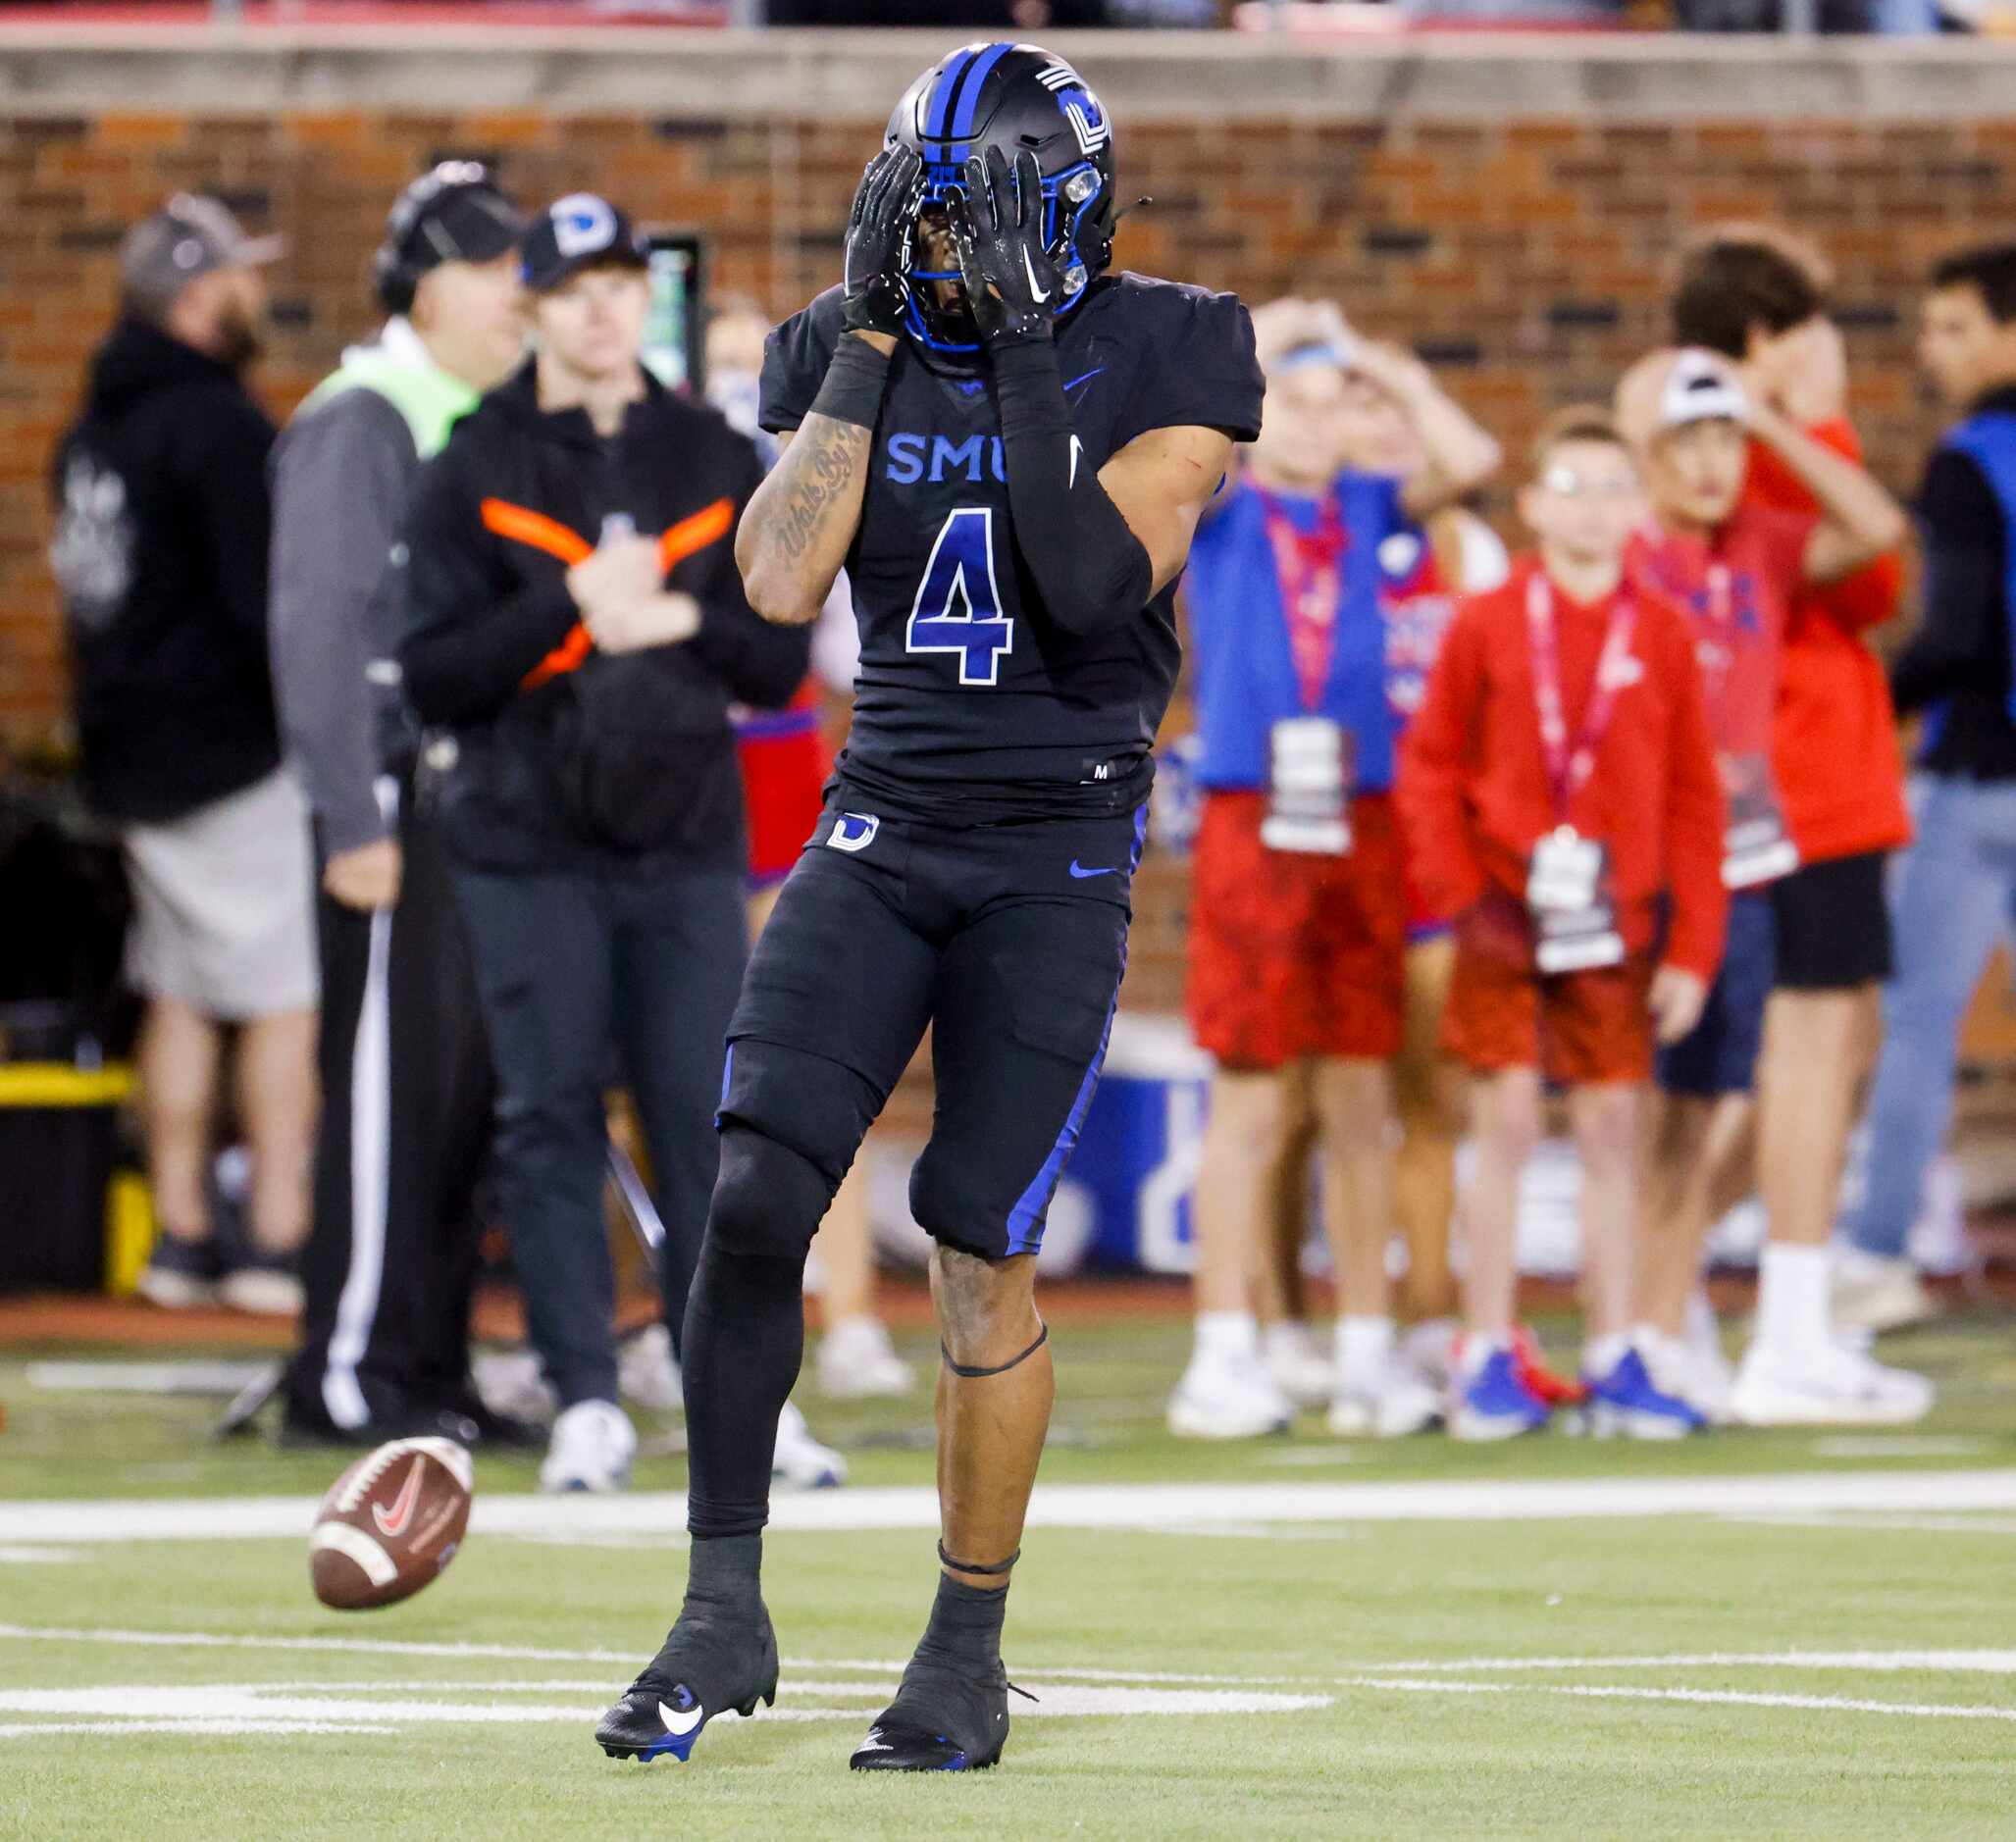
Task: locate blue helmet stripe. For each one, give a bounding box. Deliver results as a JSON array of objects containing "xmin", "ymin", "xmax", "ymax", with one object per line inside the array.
[
  {"xmin": 949, "ymin": 40, "xmax": 1014, "ymax": 143},
  {"xmin": 924, "ymin": 48, "xmax": 970, "ymax": 142}
]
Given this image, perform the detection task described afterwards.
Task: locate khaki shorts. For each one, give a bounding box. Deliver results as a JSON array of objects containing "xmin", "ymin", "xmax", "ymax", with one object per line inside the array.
[{"xmin": 123, "ymin": 768, "xmax": 319, "ymax": 1020}]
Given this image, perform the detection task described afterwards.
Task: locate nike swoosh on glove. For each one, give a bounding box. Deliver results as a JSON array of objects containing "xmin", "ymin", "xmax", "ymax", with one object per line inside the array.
[
  {"xmin": 950, "ymin": 146, "xmax": 1061, "ymax": 349},
  {"xmin": 842, "ymin": 143, "xmax": 923, "ymax": 338}
]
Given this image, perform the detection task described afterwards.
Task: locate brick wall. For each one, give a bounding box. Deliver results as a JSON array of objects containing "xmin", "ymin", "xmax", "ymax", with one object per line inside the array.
[{"xmin": 4, "ymin": 102, "xmax": 2004, "ymax": 1004}]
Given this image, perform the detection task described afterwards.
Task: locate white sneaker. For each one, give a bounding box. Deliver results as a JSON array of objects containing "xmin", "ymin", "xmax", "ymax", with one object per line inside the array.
[
  {"xmin": 1265, "ymin": 1322, "xmax": 1334, "ymax": 1410},
  {"xmin": 473, "ymin": 1347, "xmax": 557, "ymax": 1423},
  {"xmin": 217, "ymin": 1261, "xmax": 304, "ymax": 1316},
  {"xmin": 1166, "ymin": 1349, "xmax": 1295, "ymax": 1440},
  {"xmin": 617, "ymin": 1323, "xmax": 683, "ymax": 1413},
  {"xmin": 773, "ymin": 1400, "xmax": 847, "ymax": 1489},
  {"xmin": 1400, "ymin": 1318, "xmax": 1462, "ymax": 1393},
  {"xmin": 1328, "ymin": 1356, "xmax": 1441, "ymax": 1438},
  {"xmin": 1832, "ymin": 1249, "xmax": 1939, "ymax": 1336},
  {"xmin": 1731, "ymin": 1339, "xmax": 1936, "ymax": 1427},
  {"xmin": 815, "ymin": 1317, "xmax": 914, "ymax": 1400},
  {"xmin": 1640, "ymin": 1328, "xmax": 1734, "ymax": 1427},
  {"xmin": 540, "ymin": 1399, "xmax": 637, "ymax": 1493}
]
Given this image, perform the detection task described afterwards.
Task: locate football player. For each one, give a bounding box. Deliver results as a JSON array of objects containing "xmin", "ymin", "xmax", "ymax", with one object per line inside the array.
[{"xmin": 594, "ymin": 41, "xmax": 1262, "ymax": 1773}]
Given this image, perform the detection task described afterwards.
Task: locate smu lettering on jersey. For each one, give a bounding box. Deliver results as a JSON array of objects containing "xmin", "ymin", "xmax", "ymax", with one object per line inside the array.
[{"xmin": 759, "ymin": 272, "xmax": 1263, "ymax": 820}]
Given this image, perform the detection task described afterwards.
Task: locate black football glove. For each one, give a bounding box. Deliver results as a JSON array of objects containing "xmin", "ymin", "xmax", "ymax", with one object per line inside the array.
[
  {"xmin": 950, "ymin": 147, "xmax": 1061, "ymax": 350},
  {"xmin": 841, "ymin": 144, "xmax": 923, "ymax": 339}
]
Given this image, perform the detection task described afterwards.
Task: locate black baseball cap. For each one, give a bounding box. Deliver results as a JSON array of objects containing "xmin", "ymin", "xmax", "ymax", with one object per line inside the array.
[
  {"xmin": 522, "ymin": 193, "xmax": 649, "ymax": 293},
  {"xmin": 391, "ymin": 165, "xmax": 525, "ymax": 278}
]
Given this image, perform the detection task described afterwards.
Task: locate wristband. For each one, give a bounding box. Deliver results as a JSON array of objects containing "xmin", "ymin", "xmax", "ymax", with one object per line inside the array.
[{"xmin": 808, "ymin": 333, "xmax": 893, "ymax": 432}]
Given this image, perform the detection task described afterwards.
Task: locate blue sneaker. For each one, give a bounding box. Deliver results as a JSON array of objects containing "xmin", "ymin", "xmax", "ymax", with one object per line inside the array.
[
  {"xmin": 1448, "ymin": 1346, "xmax": 1551, "ymax": 1442},
  {"xmin": 1584, "ymin": 1347, "xmax": 1706, "ymax": 1440}
]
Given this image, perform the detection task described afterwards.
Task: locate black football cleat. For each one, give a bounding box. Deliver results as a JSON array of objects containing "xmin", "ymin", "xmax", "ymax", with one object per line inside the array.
[
  {"xmin": 594, "ymin": 1601, "xmax": 779, "ymax": 1765},
  {"xmin": 849, "ymin": 1647, "xmax": 1014, "ymax": 1772}
]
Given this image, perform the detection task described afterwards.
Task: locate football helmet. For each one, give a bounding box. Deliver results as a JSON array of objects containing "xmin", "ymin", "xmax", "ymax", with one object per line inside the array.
[{"xmin": 884, "ymin": 42, "xmax": 1117, "ymax": 352}]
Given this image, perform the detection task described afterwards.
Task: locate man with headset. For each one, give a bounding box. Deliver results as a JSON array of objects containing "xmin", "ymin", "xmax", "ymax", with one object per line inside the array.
[{"xmin": 270, "ymin": 162, "xmax": 532, "ymax": 1446}]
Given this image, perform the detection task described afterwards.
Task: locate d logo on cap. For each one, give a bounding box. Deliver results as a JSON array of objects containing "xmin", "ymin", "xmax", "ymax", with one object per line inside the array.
[{"xmin": 551, "ymin": 194, "xmax": 616, "ymax": 260}]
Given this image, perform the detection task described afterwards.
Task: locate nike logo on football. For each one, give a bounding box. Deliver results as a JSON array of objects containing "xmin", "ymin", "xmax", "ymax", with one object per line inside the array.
[
  {"xmin": 1022, "ymin": 247, "xmax": 1051, "ymax": 304},
  {"xmin": 1069, "ymin": 861, "xmax": 1117, "ymax": 879},
  {"xmin": 658, "ymin": 1699, "xmax": 703, "ymax": 1738},
  {"xmin": 372, "ymin": 1457, "xmax": 425, "ymax": 1541}
]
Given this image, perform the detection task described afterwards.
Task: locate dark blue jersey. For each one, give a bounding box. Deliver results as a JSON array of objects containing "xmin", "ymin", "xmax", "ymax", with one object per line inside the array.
[{"xmin": 760, "ymin": 271, "xmax": 1263, "ymax": 820}]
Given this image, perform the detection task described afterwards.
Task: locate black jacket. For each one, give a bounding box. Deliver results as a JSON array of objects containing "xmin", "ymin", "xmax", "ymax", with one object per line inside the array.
[
  {"xmin": 1891, "ymin": 384, "xmax": 2016, "ymax": 783},
  {"xmin": 49, "ymin": 318, "xmax": 281, "ymax": 824},
  {"xmin": 397, "ymin": 361, "xmax": 808, "ymax": 870}
]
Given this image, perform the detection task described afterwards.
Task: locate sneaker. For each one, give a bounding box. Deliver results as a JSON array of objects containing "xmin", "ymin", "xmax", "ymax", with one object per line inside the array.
[
  {"xmin": 1639, "ymin": 1327, "xmax": 1734, "ymax": 1427},
  {"xmin": 540, "ymin": 1399, "xmax": 637, "ymax": 1493},
  {"xmin": 815, "ymin": 1317, "xmax": 914, "ymax": 1400},
  {"xmin": 1583, "ymin": 1346, "xmax": 1705, "ymax": 1440},
  {"xmin": 772, "ymin": 1400, "xmax": 846, "ymax": 1489},
  {"xmin": 1731, "ymin": 1338, "xmax": 1937, "ymax": 1427},
  {"xmin": 596, "ymin": 1598, "xmax": 780, "ymax": 1764},
  {"xmin": 473, "ymin": 1348, "xmax": 558, "ymax": 1425},
  {"xmin": 1400, "ymin": 1317, "xmax": 1461, "ymax": 1393},
  {"xmin": 851, "ymin": 1644, "xmax": 1013, "ymax": 1772},
  {"xmin": 1512, "ymin": 1325, "xmax": 1588, "ymax": 1407},
  {"xmin": 217, "ymin": 1254, "xmax": 303, "ymax": 1317},
  {"xmin": 1679, "ymin": 1293, "xmax": 1737, "ymax": 1424},
  {"xmin": 618, "ymin": 1324, "xmax": 683, "ymax": 1414},
  {"xmin": 1832, "ymin": 1249, "xmax": 1939, "ymax": 1336},
  {"xmin": 1328, "ymin": 1356, "xmax": 1441, "ymax": 1437},
  {"xmin": 1449, "ymin": 1345, "xmax": 1551, "ymax": 1442},
  {"xmin": 1265, "ymin": 1321, "xmax": 1334, "ymax": 1410},
  {"xmin": 1166, "ymin": 1348, "xmax": 1295, "ymax": 1441},
  {"xmin": 134, "ymin": 1233, "xmax": 224, "ymax": 1309}
]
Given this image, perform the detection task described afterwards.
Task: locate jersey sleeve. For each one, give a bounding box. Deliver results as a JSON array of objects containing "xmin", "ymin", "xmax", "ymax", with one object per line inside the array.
[
  {"xmin": 757, "ymin": 289, "xmax": 842, "ymax": 436},
  {"xmin": 1112, "ymin": 285, "xmax": 1265, "ymax": 450}
]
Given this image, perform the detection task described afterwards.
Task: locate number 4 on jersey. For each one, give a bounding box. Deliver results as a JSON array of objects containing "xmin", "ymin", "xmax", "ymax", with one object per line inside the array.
[{"xmin": 905, "ymin": 506, "xmax": 1014, "ymax": 687}]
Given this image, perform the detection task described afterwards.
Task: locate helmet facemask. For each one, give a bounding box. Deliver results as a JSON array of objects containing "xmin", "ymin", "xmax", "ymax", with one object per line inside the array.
[{"xmin": 885, "ymin": 44, "xmax": 1119, "ymax": 356}]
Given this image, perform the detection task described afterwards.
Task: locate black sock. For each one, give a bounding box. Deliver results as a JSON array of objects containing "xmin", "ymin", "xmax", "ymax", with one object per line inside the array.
[
  {"xmin": 919, "ymin": 1573, "xmax": 1008, "ymax": 1668},
  {"xmin": 680, "ymin": 1240, "xmax": 806, "ymax": 1540},
  {"xmin": 682, "ymin": 1531, "xmax": 763, "ymax": 1616}
]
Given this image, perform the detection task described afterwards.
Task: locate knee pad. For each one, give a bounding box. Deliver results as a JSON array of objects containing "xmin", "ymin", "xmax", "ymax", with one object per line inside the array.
[{"xmin": 706, "ymin": 1125, "xmax": 835, "ymax": 1263}]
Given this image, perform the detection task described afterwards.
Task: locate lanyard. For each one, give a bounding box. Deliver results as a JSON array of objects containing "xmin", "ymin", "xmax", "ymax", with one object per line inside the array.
[
  {"xmin": 1256, "ymin": 485, "xmax": 1348, "ymax": 711},
  {"xmin": 1526, "ymin": 570, "xmax": 1636, "ymax": 824}
]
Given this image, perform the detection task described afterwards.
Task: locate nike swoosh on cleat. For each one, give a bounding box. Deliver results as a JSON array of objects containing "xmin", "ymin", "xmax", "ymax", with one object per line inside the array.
[
  {"xmin": 1068, "ymin": 861, "xmax": 1117, "ymax": 879},
  {"xmin": 1021, "ymin": 246, "xmax": 1051, "ymax": 304},
  {"xmin": 658, "ymin": 1699, "xmax": 703, "ymax": 1738}
]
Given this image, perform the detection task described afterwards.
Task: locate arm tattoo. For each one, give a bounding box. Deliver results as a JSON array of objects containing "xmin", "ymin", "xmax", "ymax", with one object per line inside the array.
[{"xmin": 765, "ymin": 414, "xmax": 870, "ymax": 566}]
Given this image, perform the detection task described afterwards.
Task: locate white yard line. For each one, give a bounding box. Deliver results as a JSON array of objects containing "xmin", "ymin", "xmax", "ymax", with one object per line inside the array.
[
  {"xmin": 1338, "ymin": 1676, "xmax": 2016, "ymax": 1723},
  {"xmin": 1349, "ymin": 1650, "xmax": 2016, "ymax": 1676},
  {"xmin": 7, "ymin": 1468, "xmax": 2016, "ymax": 1545}
]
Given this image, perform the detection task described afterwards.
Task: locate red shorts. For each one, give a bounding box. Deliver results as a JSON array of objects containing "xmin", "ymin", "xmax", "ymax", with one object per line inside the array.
[
  {"xmin": 735, "ymin": 684, "xmax": 831, "ymax": 888},
  {"xmin": 1441, "ymin": 942, "xmax": 1655, "ymax": 1086},
  {"xmin": 1187, "ymin": 789, "xmax": 1407, "ymax": 1070}
]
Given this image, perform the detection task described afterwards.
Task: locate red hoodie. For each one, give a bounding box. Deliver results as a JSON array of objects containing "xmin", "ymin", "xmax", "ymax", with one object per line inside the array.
[
  {"xmin": 1398, "ymin": 555, "xmax": 1729, "ymax": 981},
  {"xmin": 1747, "ymin": 421, "xmax": 1911, "ymax": 862}
]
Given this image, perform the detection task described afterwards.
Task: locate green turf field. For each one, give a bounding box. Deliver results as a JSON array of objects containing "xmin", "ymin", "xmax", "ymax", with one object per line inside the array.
[{"xmin": 4, "ymin": 1309, "xmax": 2015, "ymax": 1838}]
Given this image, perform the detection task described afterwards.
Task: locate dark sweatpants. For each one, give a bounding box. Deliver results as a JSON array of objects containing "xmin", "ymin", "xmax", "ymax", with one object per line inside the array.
[
  {"xmin": 451, "ymin": 854, "xmax": 748, "ymax": 1407},
  {"xmin": 286, "ymin": 781, "xmax": 494, "ymax": 1433}
]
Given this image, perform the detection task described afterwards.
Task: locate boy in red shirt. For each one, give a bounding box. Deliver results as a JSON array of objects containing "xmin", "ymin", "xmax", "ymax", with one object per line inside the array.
[
  {"xmin": 1399, "ymin": 411, "xmax": 1725, "ymax": 1439},
  {"xmin": 1617, "ymin": 345, "xmax": 1928, "ymax": 1427}
]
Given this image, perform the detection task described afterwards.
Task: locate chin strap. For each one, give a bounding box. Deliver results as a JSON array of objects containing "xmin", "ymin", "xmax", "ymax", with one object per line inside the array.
[{"xmin": 940, "ymin": 1320, "xmax": 1049, "ymax": 1380}]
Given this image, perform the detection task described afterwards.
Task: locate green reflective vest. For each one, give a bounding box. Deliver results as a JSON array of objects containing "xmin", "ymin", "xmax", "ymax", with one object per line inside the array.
[{"xmin": 298, "ymin": 342, "xmax": 477, "ymax": 460}]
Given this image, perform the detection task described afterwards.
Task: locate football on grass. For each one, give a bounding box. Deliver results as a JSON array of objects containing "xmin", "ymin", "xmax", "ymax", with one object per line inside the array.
[{"xmin": 309, "ymin": 1436, "xmax": 473, "ymax": 1611}]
